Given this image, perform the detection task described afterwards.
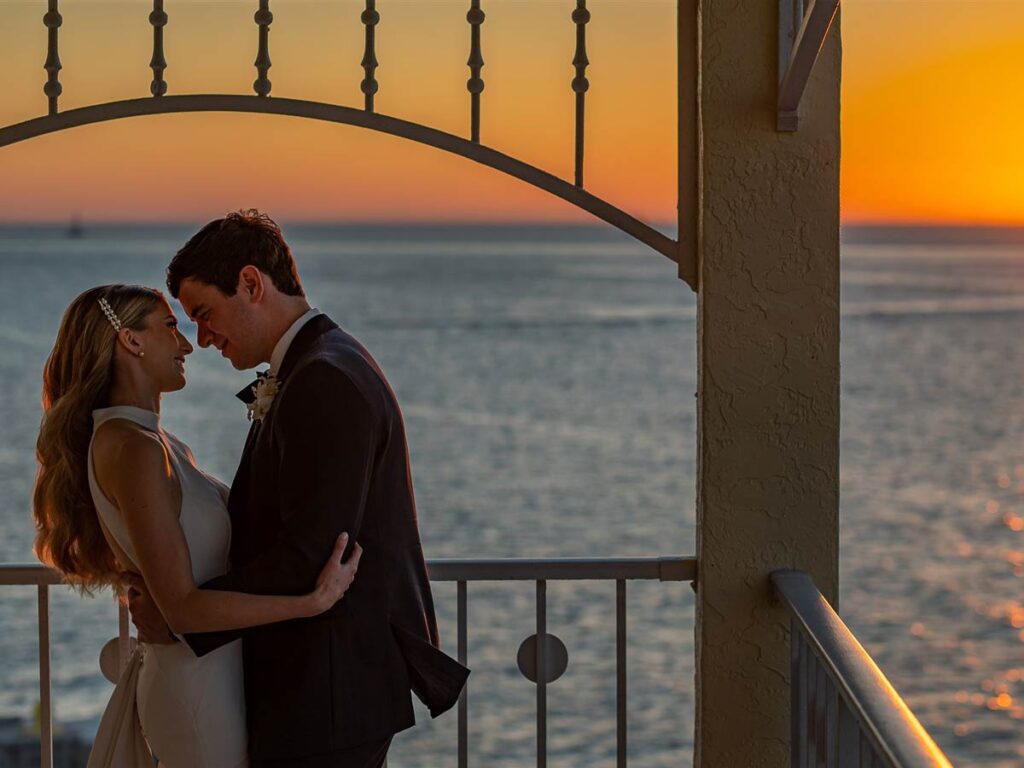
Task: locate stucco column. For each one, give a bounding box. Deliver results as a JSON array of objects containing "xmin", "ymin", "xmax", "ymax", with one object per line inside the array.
[{"xmin": 690, "ymin": 2, "xmax": 842, "ymax": 766}]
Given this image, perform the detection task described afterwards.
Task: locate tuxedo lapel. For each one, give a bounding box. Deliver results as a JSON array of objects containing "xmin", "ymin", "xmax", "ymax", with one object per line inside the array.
[
  {"xmin": 227, "ymin": 313, "xmax": 337, "ymax": 562},
  {"xmin": 226, "ymin": 420, "xmax": 259, "ymax": 559},
  {"xmin": 237, "ymin": 419, "xmax": 261, "ymax": 471}
]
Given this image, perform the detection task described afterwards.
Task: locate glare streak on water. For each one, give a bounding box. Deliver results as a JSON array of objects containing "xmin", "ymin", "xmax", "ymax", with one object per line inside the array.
[
  {"xmin": 840, "ymin": 236, "xmax": 1024, "ymax": 768},
  {"xmin": 0, "ymin": 225, "xmax": 1022, "ymax": 766}
]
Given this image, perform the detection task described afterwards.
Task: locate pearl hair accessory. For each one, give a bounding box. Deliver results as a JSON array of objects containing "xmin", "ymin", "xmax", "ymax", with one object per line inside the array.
[{"xmin": 98, "ymin": 297, "xmax": 122, "ymax": 331}]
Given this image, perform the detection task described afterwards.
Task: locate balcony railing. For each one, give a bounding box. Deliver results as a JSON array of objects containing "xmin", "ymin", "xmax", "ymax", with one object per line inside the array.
[
  {"xmin": 1, "ymin": 561, "xmax": 955, "ymax": 768},
  {"xmin": 772, "ymin": 570, "xmax": 953, "ymax": 768},
  {"xmin": 0, "ymin": 556, "xmax": 697, "ymax": 768}
]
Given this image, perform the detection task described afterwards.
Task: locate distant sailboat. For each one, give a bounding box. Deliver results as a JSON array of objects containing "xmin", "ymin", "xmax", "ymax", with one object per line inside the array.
[{"xmin": 67, "ymin": 214, "xmax": 83, "ymax": 239}]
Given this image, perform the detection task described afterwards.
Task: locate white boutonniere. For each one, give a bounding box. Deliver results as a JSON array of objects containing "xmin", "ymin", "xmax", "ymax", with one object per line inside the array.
[{"xmin": 247, "ymin": 373, "xmax": 280, "ymax": 422}]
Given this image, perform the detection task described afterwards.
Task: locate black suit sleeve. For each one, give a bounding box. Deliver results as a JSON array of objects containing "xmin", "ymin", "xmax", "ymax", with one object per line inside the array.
[{"xmin": 184, "ymin": 361, "xmax": 379, "ymax": 657}]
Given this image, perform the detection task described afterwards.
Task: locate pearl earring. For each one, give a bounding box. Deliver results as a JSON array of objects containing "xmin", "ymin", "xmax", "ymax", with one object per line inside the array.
[{"xmin": 138, "ymin": 351, "xmax": 145, "ymax": 358}]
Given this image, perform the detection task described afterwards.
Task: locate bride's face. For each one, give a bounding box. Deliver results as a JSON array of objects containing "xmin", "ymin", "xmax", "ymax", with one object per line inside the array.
[{"xmin": 134, "ymin": 301, "xmax": 194, "ymax": 392}]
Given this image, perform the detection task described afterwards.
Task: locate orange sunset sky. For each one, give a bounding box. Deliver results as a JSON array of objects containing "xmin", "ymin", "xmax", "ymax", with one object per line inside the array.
[{"xmin": 0, "ymin": 0, "xmax": 1022, "ymax": 226}]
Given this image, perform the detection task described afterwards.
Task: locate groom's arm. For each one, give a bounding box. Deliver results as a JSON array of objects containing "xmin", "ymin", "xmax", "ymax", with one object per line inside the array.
[{"xmin": 184, "ymin": 362, "xmax": 377, "ymax": 657}]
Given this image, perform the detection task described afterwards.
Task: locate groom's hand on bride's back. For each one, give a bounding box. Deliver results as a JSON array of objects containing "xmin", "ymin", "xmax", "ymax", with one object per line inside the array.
[{"xmin": 122, "ymin": 572, "xmax": 177, "ymax": 645}]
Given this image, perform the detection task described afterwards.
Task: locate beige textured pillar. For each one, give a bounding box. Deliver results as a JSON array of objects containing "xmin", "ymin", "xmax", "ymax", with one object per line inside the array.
[{"xmin": 691, "ymin": 3, "xmax": 842, "ymax": 766}]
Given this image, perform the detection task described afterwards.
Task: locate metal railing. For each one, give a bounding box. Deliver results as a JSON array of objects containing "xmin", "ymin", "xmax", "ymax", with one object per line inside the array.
[
  {"xmin": 429, "ymin": 556, "xmax": 696, "ymax": 768},
  {"xmin": 3, "ymin": 562, "xmax": 955, "ymax": 768},
  {"xmin": 1, "ymin": 556, "xmax": 697, "ymax": 768},
  {"xmin": 772, "ymin": 570, "xmax": 953, "ymax": 768}
]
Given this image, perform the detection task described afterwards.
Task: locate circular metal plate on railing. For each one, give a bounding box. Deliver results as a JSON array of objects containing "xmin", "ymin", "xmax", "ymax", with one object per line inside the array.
[
  {"xmin": 517, "ymin": 633, "xmax": 568, "ymax": 684},
  {"xmin": 99, "ymin": 637, "xmax": 137, "ymax": 683}
]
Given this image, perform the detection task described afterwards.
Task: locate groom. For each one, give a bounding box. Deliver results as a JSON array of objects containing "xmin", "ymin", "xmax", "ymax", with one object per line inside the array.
[{"xmin": 128, "ymin": 210, "xmax": 468, "ymax": 767}]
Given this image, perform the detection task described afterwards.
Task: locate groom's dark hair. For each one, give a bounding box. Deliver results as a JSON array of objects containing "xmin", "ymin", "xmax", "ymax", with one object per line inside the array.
[{"xmin": 166, "ymin": 209, "xmax": 305, "ymax": 299}]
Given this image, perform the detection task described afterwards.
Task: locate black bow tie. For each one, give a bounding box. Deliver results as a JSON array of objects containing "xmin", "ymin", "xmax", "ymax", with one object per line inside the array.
[{"xmin": 236, "ymin": 370, "xmax": 272, "ymax": 405}]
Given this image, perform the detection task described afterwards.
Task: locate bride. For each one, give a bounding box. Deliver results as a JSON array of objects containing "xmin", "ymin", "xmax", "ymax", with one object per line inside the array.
[{"xmin": 31, "ymin": 283, "xmax": 362, "ymax": 767}]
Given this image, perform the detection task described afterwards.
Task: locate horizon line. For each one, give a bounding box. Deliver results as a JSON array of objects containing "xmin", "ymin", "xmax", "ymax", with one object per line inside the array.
[{"xmin": 3, "ymin": 218, "xmax": 1024, "ymax": 229}]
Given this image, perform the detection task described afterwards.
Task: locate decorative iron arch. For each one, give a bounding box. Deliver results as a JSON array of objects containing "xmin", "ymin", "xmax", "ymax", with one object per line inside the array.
[
  {"xmin": 1, "ymin": 0, "xmax": 699, "ymax": 288},
  {"xmin": 0, "ymin": 95, "xmax": 679, "ymax": 266}
]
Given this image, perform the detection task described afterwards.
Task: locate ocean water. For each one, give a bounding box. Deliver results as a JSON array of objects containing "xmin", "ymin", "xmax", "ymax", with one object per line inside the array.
[{"xmin": 0, "ymin": 223, "xmax": 1021, "ymax": 766}]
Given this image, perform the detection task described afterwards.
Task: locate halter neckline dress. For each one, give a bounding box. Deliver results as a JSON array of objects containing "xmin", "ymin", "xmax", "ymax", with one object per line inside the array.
[{"xmin": 86, "ymin": 405, "xmax": 248, "ymax": 768}]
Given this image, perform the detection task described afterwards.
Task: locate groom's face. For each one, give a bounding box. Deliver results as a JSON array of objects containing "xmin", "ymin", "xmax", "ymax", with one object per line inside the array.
[{"xmin": 177, "ymin": 277, "xmax": 262, "ymax": 370}]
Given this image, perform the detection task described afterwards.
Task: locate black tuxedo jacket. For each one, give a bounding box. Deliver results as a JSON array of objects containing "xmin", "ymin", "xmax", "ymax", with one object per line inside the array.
[{"xmin": 185, "ymin": 314, "xmax": 468, "ymax": 762}]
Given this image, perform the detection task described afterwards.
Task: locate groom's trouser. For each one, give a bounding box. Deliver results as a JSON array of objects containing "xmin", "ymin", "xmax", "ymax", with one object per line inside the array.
[{"xmin": 252, "ymin": 736, "xmax": 392, "ymax": 768}]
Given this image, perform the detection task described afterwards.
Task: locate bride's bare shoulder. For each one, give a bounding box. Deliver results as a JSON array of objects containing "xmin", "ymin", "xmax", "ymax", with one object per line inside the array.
[{"xmin": 92, "ymin": 420, "xmax": 169, "ymax": 479}]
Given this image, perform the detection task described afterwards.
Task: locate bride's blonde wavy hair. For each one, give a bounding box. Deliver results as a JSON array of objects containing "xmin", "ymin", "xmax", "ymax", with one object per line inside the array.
[{"xmin": 33, "ymin": 284, "xmax": 164, "ymax": 591}]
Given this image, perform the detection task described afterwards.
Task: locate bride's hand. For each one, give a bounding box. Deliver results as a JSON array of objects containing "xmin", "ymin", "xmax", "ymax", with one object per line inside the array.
[{"xmin": 310, "ymin": 533, "xmax": 363, "ymax": 614}]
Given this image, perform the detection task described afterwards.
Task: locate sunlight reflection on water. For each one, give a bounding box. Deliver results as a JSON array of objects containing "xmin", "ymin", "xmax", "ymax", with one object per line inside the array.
[{"xmin": 1, "ymin": 226, "xmax": 1024, "ymax": 765}]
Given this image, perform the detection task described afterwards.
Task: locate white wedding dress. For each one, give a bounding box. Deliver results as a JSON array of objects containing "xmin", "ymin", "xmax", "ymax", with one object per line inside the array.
[{"xmin": 86, "ymin": 406, "xmax": 248, "ymax": 768}]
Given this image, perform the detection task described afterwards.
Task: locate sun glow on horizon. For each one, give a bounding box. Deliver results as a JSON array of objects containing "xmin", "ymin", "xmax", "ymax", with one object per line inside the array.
[
  {"xmin": 0, "ymin": 1, "xmax": 676, "ymax": 226},
  {"xmin": 842, "ymin": 0, "xmax": 1024, "ymax": 227},
  {"xmin": 0, "ymin": 1, "xmax": 1022, "ymax": 227}
]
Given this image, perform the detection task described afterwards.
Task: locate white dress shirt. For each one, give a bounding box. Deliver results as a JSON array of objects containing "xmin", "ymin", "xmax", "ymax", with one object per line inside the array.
[{"xmin": 268, "ymin": 307, "xmax": 321, "ymax": 377}]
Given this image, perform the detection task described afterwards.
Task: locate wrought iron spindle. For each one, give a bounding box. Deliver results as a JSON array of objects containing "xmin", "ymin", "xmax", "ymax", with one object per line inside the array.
[
  {"xmin": 792, "ymin": 624, "xmax": 809, "ymax": 766},
  {"xmin": 837, "ymin": 697, "xmax": 861, "ymax": 768},
  {"xmin": 466, "ymin": 0, "xmax": 485, "ymax": 143},
  {"xmin": 42, "ymin": 0, "xmax": 62, "ymax": 116},
  {"xmin": 149, "ymin": 0, "xmax": 168, "ymax": 97},
  {"xmin": 361, "ymin": 0, "xmax": 380, "ymax": 112},
  {"xmin": 814, "ymin": 654, "xmax": 828, "ymax": 766},
  {"xmin": 536, "ymin": 579, "xmax": 547, "ymax": 768},
  {"xmin": 253, "ymin": 0, "xmax": 273, "ymax": 97},
  {"xmin": 860, "ymin": 733, "xmax": 876, "ymax": 767},
  {"xmin": 805, "ymin": 648, "xmax": 818, "ymax": 765},
  {"xmin": 571, "ymin": 0, "xmax": 590, "ymax": 187},
  {"xmin": 826, "ymin": 682, "xmax": 839, "ymax": 766},
  {"xmin": 615, "ymin": 580, "xmax": 627, "ymax": 767},
  {"xmin": 38, "ymin": 586, "xmax": 52, "ymax": 768},
  {"xmin": 457, "ymin": 581, "xmax": 468, "ymax": 768}
]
